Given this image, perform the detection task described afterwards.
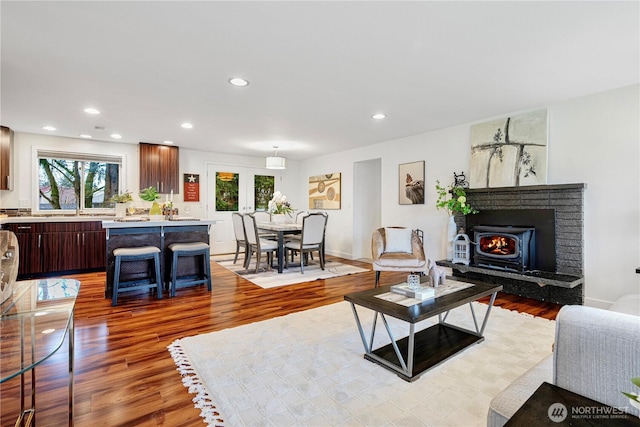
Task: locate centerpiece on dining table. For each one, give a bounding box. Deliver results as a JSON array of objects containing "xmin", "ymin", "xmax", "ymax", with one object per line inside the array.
[{"xmin": 268, "ymin": 191, "xmax": 294, "ymax": 224}]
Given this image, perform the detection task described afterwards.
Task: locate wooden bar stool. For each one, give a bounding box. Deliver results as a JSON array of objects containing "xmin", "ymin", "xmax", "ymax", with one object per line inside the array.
[
  {"xmin": 112, "ymin": 246, "xmax": 163, "ymax": 306},
  {"xmin": 167, "ymin": 242, "xmax": 212, "ymax": 297}
]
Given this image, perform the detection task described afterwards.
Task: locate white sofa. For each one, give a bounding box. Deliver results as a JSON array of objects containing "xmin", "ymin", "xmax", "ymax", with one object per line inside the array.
[{"xmin": 487, "ymin": 295, "xmax": 640, "ymax": 426}]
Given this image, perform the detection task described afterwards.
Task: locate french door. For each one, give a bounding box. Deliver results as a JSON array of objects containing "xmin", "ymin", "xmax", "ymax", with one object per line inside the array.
[{"xmin": 206, "ymin": 164, "xmax": 275, "ymax": 254}]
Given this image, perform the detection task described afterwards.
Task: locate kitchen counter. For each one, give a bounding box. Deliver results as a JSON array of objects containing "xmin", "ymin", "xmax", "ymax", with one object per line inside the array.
[
  {"xmin": 102, "ymin": 218, "xmax": 217, "ymax": 228},
  {"xmin": 0, "ymin": 215, "xmax": 116, "ymax": 225}
]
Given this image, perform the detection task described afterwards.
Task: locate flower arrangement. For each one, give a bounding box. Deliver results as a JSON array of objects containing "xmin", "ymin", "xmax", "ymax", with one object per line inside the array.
[
  {"xmin": 435, "ymin": 180, "xmax": 478, "ymax": 216},
  {"xmin": 108, "ymin": 191, "xmax": 133, "ymax": 204},
  {"xmin": 268, "ymin": 191, "xmax": 294, "ymax": 216}
]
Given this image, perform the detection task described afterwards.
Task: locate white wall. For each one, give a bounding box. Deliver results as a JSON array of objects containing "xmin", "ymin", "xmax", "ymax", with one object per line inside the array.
[
  {"xmin": 2, "ymin": 85, "xmax": 638, "ymax": 306},
  {"xmin": 0, "ymin": 135, "xmax": 303, "ymax": 219},
  {"xmin": 299, "ymin": 85, "xmax": 640, "ymax": 307}
]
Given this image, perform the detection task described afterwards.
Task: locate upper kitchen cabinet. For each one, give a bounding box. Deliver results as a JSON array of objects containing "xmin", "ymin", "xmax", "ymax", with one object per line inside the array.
[
  {"xmin": 0, "ymin": 126, "xmax": 14, "ymax": 190},
  {"xmin": 139, "ymin": 142, "xmax": 179, "ymax": 194}
]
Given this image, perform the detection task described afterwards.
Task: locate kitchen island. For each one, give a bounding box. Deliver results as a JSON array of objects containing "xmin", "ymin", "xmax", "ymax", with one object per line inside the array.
[{"xmin": 102, "ymin": 218, "xmax": 217, "ymax": 299}]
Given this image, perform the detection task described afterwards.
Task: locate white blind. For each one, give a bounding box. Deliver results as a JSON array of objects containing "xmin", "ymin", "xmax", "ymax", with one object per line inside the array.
[{"xmin": 37, "ymin": 149, "xmax": 122, "ymax": 165}]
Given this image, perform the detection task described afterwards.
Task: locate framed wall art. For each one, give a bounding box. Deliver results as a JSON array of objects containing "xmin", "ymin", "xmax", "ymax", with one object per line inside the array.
[
  {"xmin": 308, "ymin": 173, "xmax": 341, "ymax": 209},
  {"xmin": 469, "ymin": 109, "xmax": 548, "ymax": 188},
  {"xmin": 399, "ymin": 161, "xmax": 425, "ymax": 205}
]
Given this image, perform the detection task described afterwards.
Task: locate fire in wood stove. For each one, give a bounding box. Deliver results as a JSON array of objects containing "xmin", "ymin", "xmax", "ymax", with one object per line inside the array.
[{"xmin": 479, "ymin": 235, "xmax": 517, "ymax": 256}]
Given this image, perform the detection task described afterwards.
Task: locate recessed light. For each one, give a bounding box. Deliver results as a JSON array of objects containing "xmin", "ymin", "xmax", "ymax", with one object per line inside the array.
[
  {"xmin": 42, "ymin": 125, "xmax": 56, "ymax": 131},
  {"xmin": 84, "ymin": 107, "xmax": 100, "ymax": 114},
  {"xmin": 80, "ymin": 134, "xmax": 92, "ymax": 139},
  {"xmin": 110, "ymin": 133, "xmax": 122, "ymax": 139},
  {"xmin": 181, "ymin": 123, "xmax": 193, "ymax": 129},
  {"xmin": 163, "ymin": 140, "xmax": 174, "ymax": 145},
  {"xmin": 229, "ymin": 77, "xmax": 249, "ymax": 87},
  {"xmin": 372, "ymin": 113, "xmax": 386, "ymax": 120}
]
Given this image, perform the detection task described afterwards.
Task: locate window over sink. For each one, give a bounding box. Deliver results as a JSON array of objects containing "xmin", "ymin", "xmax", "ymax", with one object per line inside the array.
[{"xmin": 36, "ymin": 149, "xmax": 123, "ymax": 213}]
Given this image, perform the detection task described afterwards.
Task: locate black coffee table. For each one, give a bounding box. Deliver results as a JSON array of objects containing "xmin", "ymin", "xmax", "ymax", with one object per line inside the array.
[
  {"xmin": 506, "ymin": 382, "xmax": 640, "ymax": 426},
  {"xmin": 344, "ymin": 276, "xmax": 502, "ymax": 382}
]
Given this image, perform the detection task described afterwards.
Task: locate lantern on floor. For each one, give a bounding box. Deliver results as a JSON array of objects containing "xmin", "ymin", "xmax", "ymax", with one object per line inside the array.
[{"xmin": 452, "ymin": 233, "xmax": 471, "ymax": 265}]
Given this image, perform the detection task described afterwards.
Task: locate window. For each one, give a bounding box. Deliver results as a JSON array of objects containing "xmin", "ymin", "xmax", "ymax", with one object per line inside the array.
[{"xmin": 37, "ymin": 150, "xmax": 122, "ymax": 212}]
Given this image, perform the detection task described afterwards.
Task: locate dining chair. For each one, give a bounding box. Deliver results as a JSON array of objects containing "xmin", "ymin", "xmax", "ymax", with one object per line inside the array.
[
  {"xmin": 253, "ymin": 211, "xmax": 271, "ymax": 223},
  {"xmin": 284, "ymin": 212, "xmax": 327, "ymax": 273},
  {"xmin": 231, "ymin": 213, "xmax": 247, "ymax": 264},
  {"xmin": 242, "ymin": 213, "xmax": 278, "ymax": 273},
  {"xmin": 252, "ymin": 210, "xmax": 277, "ymax": 239}
]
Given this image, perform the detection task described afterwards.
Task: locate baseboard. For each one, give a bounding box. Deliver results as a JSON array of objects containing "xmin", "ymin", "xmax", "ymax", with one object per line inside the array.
[{"xmin": 584, "ymin": 297, "xmax": 614, "ymax": 309}]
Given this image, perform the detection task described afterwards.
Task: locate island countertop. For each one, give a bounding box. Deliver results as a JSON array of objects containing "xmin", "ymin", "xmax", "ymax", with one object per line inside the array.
[{"xmin": 102, "ymin": 218, "xmax": 218, "ymax": 229}]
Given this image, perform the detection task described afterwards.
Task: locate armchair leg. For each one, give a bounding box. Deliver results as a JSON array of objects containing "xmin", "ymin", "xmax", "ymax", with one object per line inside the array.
[{"xmin": 375, "ymin": 271, "xmax": 381, "ymax": 287}]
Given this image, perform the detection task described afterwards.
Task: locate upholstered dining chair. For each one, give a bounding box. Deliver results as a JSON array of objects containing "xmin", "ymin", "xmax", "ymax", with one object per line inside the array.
[
  {"xmin": 371, "ymin": 226, "xmax": 428, "ymax": 287},
  {"xmin": 242, "ymin": 213, "xmax": 278, "ymax": 273},
  {"xmin": 231, "ymin": 213, "xmax": 247, "ymax": 265},
  {"xmin": 284, "ymin": 212, "xmax": 328, "ymax": 273},
  {"xmin": 252, "ymin": 211, "xmax": 278, "ymax": 239}
]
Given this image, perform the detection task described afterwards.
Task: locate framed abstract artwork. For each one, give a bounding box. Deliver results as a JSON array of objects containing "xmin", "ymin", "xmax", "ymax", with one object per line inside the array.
[
  {"xmin": 469, "ymin": 109, "xmax": 548, "ymax": 188},
  {"xmin": 399, "ymin": 161, "xmax": 425, "ymax": 205},
  {"xmin": 308, "ymin": 173, "xmax": 341, "ymax": 209}
]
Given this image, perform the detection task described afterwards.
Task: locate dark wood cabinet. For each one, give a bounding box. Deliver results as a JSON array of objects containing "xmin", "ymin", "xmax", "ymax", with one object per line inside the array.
[
  {"xmin": 0, "ymin": 125, "xmax": 13, "ymax": 190},
  {"xmin": 139, "ymin": 142, "xmax": 179, "ymax": 194},
  {"xmin": 5, "ymin": 221, "xmax": 106, "ymax": 278}
]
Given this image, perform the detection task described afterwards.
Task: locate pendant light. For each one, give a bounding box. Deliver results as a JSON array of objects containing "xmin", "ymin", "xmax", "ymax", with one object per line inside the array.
[{"xmin": 266, "ymin": 146, "xmax": 286, "ymax": 170}]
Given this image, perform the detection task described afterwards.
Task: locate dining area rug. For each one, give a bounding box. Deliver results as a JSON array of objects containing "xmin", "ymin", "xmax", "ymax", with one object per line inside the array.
[
  {"xmin": 213, "ymin": 256, "xmax": 370, "ymax": 289},
  {"xmin": 168, "ymin": 301, "xmax": 555, "ymax": 426}
]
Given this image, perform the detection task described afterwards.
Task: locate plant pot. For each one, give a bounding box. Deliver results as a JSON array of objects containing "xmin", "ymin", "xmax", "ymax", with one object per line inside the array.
[
  {"xmin": 149, "ymin": 201, "xmax": 162, "ymax": 215},
  {"xmin": 272, "ymin": 214, "xmax": 286, "ymax": 224},
  {"xmin": 446, "ymin": 215, "xmax": 457, "ymax": 261},
  {"xmin": 115, "ymin": 203, "xmax": 127, "ymax": 218}
]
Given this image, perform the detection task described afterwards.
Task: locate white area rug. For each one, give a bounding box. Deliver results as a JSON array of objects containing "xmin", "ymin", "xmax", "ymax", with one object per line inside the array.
[
  {"xmin": 214, "ymin": 257, "xmax": 369, "ymax": 289},
  {"xmin": 168, "ymin": 301, "xmax": 555, "ymax": 426}
]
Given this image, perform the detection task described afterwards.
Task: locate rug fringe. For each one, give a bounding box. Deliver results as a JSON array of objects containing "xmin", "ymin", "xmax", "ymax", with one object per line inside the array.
[{"xmin": 168, "ymin": 340, "xmax": 225, "ymax": 427}]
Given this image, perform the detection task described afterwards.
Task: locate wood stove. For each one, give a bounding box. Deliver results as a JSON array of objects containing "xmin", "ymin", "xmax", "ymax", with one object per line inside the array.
[{"xmin": 473, "ymin": 225, "xmax": 536, "ymax": 272}]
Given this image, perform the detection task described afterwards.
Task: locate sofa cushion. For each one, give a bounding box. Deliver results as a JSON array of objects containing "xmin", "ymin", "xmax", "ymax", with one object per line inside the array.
[
  {"xmin": 487, "ymin": 355, "xmax": 553, "ymax": 427},
  {"xmin": 384, "ymin": 227, "xmax": 413, "ymax": 253}
]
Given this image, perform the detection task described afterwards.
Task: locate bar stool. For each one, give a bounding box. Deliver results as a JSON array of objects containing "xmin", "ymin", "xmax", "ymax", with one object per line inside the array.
[
  {"xmin": 112, "ymin": 246, "xmax": 163, "ymax": 306},
  {"xmin": 167, "ymin": 242, "xmax": 212, "ymax": 297}
]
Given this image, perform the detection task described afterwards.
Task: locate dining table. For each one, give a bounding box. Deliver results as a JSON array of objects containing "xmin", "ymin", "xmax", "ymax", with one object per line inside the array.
[{"xmin": 256, "ymin": 221, "xmax": 302, "ymax": 273}]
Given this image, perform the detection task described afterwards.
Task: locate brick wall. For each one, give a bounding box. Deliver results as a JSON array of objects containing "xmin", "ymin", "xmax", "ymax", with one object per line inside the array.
[
  {"xmin": 455, "ymin": 183, "xmax": 586, "ymax": 276},
  {"xmin": 448, "ymin": 183, "xmax": 586, "ymax": 305}
]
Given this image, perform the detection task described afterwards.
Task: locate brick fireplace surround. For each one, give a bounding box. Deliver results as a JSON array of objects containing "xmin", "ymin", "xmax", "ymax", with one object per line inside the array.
[{"xmin": 441, "ymin": 183, "xmax": 586, "ymax": 305}]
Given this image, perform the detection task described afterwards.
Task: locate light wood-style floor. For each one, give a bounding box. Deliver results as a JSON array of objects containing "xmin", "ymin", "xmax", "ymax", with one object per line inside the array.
[{"xmin": 0, "ymin": 256, "xmax": 562, "ymax": 426}]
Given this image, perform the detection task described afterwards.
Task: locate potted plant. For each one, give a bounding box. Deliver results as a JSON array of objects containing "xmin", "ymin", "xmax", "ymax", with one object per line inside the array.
[
  {"xmin": 268, "ymin": 191, "xmax": 294, "ymax": 223},
  {"xmin": 139, "ymin": 186, "xmax": 162, "ymax": 217},
  {"xmin": 108, "ymin": 191, "xmax": 133, "ymax": 217},
  {"xmin": 435, "ymin": 180, "xmax": 478, "ymax": 260}
]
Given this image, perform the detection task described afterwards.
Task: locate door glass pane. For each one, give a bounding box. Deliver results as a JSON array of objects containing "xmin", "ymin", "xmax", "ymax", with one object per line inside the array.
[
  {"xmin": 254, "ymin": 175, "xmax": 274, "ymax": 211},
  {"xmin": 216, "ymin": 172, "xmax": 239, "ymax": 211}
]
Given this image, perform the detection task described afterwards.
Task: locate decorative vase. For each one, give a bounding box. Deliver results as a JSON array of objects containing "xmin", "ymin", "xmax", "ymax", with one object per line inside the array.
[
  {"xmin": 272, "ymin": 214, "xmax": 286, "ymax": 224},
  {"xmin": 115, "ymin": 203, "xmax": 127, "ymax": 218},
  {"xmin": 149, "ymin": 201, "xmax": 163, "ymax": 221},
  {"xmin": 446, "ymin": 215, "xmax": 457, "ymax": 261}
]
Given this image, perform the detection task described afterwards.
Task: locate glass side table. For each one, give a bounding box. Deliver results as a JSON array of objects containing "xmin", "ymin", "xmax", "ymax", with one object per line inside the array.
[{"xmin": 1, "ymin": 278, "xmax": 80, "ymax": 426}]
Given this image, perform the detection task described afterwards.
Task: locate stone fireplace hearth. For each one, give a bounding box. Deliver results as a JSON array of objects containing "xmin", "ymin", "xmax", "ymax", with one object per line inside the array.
[{"xmin": 438, "ymin": 183, "xmax": 586, "ymax": 305}]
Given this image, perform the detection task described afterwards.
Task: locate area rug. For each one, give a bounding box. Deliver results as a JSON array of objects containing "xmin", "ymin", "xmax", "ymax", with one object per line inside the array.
[
  {"xmin": 214, "ymin": 257, "xmax": 369, "ymax": 289},
  {"xmin": 168, "ymin": 301, "xmax": 555, "ymax": 426}
]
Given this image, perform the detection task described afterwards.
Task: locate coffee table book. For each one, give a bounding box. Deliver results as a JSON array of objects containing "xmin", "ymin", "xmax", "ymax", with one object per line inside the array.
[{"xmin": 390, "ymin": 283, "xmax": 435, "ymax": 300}]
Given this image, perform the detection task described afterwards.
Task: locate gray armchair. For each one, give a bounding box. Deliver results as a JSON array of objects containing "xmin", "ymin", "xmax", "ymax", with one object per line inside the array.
[{"xmin": 371, "ymin": 227, "xmax": 428, "ymax": 287}]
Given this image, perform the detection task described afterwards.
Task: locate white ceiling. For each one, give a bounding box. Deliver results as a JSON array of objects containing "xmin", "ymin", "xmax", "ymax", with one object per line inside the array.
[{"xmin": 1, "ymin": 1, "xmax": 638, "ymax": 161}]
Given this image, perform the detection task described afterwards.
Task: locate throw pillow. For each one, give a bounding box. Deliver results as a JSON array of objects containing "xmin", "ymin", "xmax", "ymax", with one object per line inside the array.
[{"xmin": 384, "ymin": 227, "xmax": 413, "ymax": 253}]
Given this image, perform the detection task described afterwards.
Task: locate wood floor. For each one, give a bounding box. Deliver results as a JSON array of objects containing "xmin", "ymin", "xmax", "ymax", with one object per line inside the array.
[{"xmin": 0, "ymin": 256, "xmax": 562, "ymax": 426}]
